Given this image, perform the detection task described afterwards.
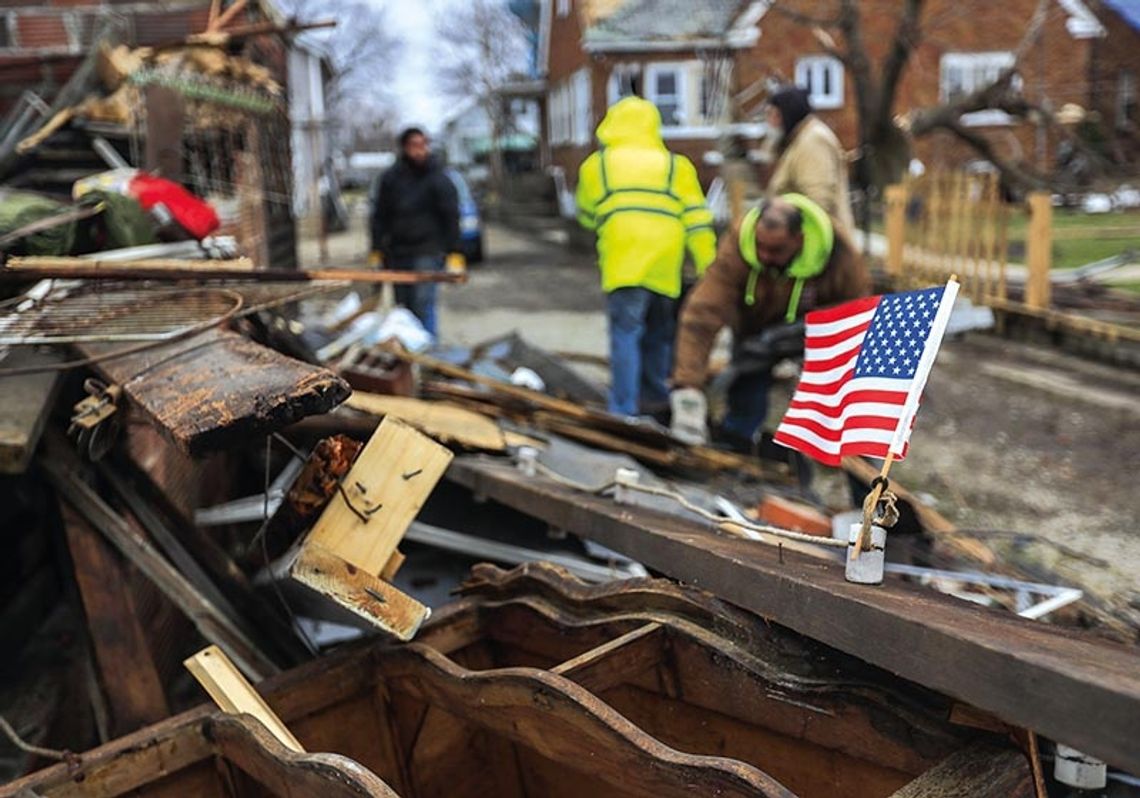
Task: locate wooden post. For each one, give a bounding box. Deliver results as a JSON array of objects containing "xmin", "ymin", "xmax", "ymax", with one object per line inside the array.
[
  {"xmin": 884, "ymin": 184, "xmax": 907, "ymax": 278},
  {"xmin": 143, "ymin": 86, "xmax": 184, "ymax": 181},
  {"xmin": 1025, "ymin": 192, "xmax": 1052, "ymax": 311}
]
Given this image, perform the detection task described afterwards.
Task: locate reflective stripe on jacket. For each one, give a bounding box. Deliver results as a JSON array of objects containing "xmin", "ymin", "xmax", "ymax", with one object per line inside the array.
[{"xmin": 576, "ymin": 97, "xmax": 716, "ymax": 298}]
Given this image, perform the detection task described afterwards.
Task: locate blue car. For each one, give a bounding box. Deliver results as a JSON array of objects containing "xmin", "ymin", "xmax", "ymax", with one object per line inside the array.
[{"xmin": 445, "ymin": 169, "xmax": 483, "ymax": 264}]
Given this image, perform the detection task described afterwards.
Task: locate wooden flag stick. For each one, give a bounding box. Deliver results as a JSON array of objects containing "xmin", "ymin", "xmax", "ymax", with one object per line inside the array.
[{"xmin": 851, "ymin": 452, "xmax": 894, "ymax": 560}]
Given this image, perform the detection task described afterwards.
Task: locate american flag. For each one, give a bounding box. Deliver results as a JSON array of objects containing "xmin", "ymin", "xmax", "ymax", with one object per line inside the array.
[{"xmin": 774, "ymin": 282, "xmax": 959, "ymax": 466}]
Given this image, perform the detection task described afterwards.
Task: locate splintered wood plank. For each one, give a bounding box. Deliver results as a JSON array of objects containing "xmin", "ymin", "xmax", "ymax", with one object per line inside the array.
[
  {"xmin": 890, "ymin": 743, "xmax": 1034, "ymax": 797},
  {"xmin": 343, "ymin": 392, "xmax": 506, "ymax": 451},
  {"xmin": 551, "ymin": 622, "xmax": 664, "ymax": 695},
  {"xmin": 77, "ymin": 328, "xmax": 349, "ymax": 456},
  {"xmin": 304, "ymin": 416, "xmax": 453, "ymax": 576},
  {"xmin": 184, "ymin": 645, "xmax": 303, "ymax": 753},
  {"xmin": 61, "ymin": 503, "xmax": 170, "ymax": 736},
  {"xmin": 0, "ymin": 348, "xmax": 64, "ymax": 474},
  {"xmin": 290, "ymin": 542, "xmax": 429, "ymax": 641}
]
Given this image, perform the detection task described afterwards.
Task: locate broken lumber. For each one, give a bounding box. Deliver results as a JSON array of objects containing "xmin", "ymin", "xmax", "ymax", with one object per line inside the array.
[
  {"xmin": 445, "ymin": 455, "xmax": 1140, "ymax": 774},
  {"xmin": 343, "ymin": 392, "xmax": 506, "ymax": 451},
  {"xmin": 61, "ymin": 503, "xmax": 171, "ymax": 736},
  {"xmin": 289, "ymin": 417, "xmax": 453, "ymax": 640},
  {"xmin": 76, "ymin": 327, "xmax": 349, "ymax": 456},
  {"xmin": 42, "ymin": 444, "xmax": 279, "ymax": 680},
  {"xmin": 184, "ymin": 645, "xmax": 303, "ymax": 753},
  {"xmin": 888, "ymin": 743, "xmax": 1034, "ymax": 797},
  {"xmin": 400, "ymin": 349, "xmax": 779, "ymax": 478},
  {"xmin": 2, "ymin": 257, "xmax": 467, "ymax": 285}
]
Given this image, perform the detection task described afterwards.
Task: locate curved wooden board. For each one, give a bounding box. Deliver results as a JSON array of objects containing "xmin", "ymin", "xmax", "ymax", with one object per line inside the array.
[
  {"xmin": 205, "ymin": 714, "xmax": 401, "ymax": 797},
  {"xmin": 420, "ymin": 587, "xmax": 968, "ymax": 779},
  {"xmin": 376, "ymin": 644, "xmax": 798, "ymax": 798}
]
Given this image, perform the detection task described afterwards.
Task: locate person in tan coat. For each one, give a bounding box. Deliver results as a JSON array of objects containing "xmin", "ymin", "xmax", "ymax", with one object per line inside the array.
[
  {"xmin": 766, "ymin": 86, "xmax": 855, "ymax": 233},
  {"xmin": 670, "ymin": 194, "xmax": 871, "ymax": 449}
]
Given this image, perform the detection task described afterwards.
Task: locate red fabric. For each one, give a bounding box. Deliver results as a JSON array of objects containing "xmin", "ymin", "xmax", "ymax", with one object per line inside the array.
[{"xmin": 128, "ymin": 172, "xmax": 219, "ymax": 240}]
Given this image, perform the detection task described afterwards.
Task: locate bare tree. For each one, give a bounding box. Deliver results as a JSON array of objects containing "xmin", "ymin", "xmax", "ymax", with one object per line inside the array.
[
  {"xmin": 434, "ymin": 0, "xmax": 531, "ymax": 195},
  {"xmin": 278, "ymin": 0, "xmax": 404, "ymax": 135},
  {"xmin": 769, "ymin": 0, "xmax": 1079, "ymax": 193}
]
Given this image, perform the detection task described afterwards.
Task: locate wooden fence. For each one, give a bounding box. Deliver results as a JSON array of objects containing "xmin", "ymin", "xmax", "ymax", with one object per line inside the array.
[{"xmin": 883, "ymin": 172, "xmax": 1139, "ymax": 343}]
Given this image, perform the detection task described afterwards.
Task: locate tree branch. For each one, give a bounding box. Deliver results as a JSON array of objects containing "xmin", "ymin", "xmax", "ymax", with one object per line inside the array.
[{"xmin": 879, "ymin": 0, "xmax": 925, "ymax": 108}]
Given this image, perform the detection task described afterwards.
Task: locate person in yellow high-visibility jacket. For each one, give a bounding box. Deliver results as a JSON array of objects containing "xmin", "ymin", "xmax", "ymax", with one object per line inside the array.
[{"xmin": 576, "ymin": 96, "xmax": 717, "ymax": 417}]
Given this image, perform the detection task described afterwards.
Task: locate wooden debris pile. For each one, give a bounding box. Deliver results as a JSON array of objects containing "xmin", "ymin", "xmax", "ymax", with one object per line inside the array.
[{"xmin": 0, "ymin": 277, "xmax": 1137, "ymax": 796}]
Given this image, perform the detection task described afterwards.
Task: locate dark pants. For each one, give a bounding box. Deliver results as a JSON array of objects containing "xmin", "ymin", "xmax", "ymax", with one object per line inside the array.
[
  {"xmin": 606, "ymin": 287, "xmax": 676, "ymax": 417},
  {"xmin": 390, "ymin": 254, "xmax": 444, "ymax": 337},
  {"xmin": 722, "ymin": 366, "xmax": 771, "ymax": 443}
]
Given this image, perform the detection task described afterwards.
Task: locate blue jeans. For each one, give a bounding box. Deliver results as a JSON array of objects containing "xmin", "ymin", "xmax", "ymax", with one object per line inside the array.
[
  {"xmin": 606, "ymin": 287, "xmax": 676, "ymax": 417},
  {"xmin": 390, "ymin": 254, "xmax": 443, "ymax": 337},
  {"xmin": 722, "ymin": 366, "xmax": 771, "ymax": 443}
]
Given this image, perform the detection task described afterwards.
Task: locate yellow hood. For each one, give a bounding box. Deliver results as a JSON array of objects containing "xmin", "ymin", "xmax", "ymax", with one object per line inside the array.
[{"xmin": 595, "ymin": 97, "xmax": 664, "ymax": 149}]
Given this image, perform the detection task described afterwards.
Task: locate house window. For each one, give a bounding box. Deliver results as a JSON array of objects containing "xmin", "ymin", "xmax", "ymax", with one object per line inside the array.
[
  {"xmin": 939, "ymin": 51, "xmax": 1018, "ymax": 125},
  {"xmin": 556, "ymin": 0, "xmax": 570, "ymax": 18},
  {"xmin": 607, "ymin": 64, "xmax": 640, "ymax": 105},
  {"xmin": 1118, "ymin": 70, "xmax": 1136, "ymax": 128},
  {"xmin": 0, "ymin": 17, "xmax": 10, "ymax": 48},
  {"xmin": 794, "ymin": 55, "xmax": 844, "ymax": 110},
  {"xmin": 549, "ymin": 82, "xmax": 567, "ymax": 146},
  {"xmin": 647, "ymin": 64, "xmax": 684, "ymax": 127}
]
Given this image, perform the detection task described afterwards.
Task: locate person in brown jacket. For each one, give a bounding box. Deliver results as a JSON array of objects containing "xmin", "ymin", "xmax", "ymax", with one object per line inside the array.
[
  {"xmin": 669, "ymin": 194, "xmax": 871, "ymax": 449},
  {"xmin": 766, "ymin": 86, "xmax": 855, "ymax": 233}
]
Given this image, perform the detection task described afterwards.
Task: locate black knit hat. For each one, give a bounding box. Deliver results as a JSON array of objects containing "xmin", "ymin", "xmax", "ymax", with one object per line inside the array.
[{"xmin": 768, "ymin": 85, "xmax": 813, "ymax": 148}]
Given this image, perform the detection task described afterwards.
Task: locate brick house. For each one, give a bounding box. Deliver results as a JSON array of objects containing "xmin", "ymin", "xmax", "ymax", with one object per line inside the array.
[{"xmin": 539, "ymin": 0, "xmax": 1140, "ymax": 191}]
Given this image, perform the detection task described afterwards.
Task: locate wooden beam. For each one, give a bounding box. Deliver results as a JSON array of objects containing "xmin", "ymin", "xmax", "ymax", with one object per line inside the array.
[
  {"xmin": 343, "ymin": 393, "xmax": 506, "ymax": 451},
  {"xmin": 61, "ymin": 503, "xmax": 170, "ymax": 736},
  {"xmin": 76, "ymin": 328, "xmax": 349, "ymax": 456},
  {"xmin": 0, "ymin": 348, "xmax": 64, "ymax": 474},
  {"xmin": 445, "ymin": 457, "xmax": 1140, "ymax": 774},
  {"xmin": 890, "ymin": 743, "xmax": 1034, "ymax": 797},
  {"xmin": 43, "ymin": 445, "xmax": 279, "ymax": 680},
  {"xmin": 184, "ymin": 645, "xmax": 303, "ymax": 752},
  {"xmin": 2, "ymin": 258, "xmax": 467, "ymax": 285}
]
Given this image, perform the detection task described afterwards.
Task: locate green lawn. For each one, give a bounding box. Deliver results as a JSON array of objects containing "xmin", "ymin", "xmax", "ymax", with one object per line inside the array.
[{"xmin": 1002, "ymin": 208, "xmax": 1140, "ymax": 270}]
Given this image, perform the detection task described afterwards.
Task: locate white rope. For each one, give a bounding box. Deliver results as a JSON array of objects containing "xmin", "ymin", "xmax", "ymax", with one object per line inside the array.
[{"xmin": 532, "ymin": 462, "xmax": 846, "ymax": 549}]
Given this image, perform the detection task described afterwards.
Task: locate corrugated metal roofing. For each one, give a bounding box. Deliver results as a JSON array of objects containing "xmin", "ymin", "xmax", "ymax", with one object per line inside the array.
[{"xmin": 584, "ymin": 0, "xmax": 746, "ymax": 45}]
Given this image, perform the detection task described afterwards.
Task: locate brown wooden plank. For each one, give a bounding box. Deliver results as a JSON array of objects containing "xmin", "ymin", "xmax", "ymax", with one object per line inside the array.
[
  {"xmin": 0, "ymin": 348, "xmax": 64, "ymax": 474},
  {"xmin": 43, "ymin": 445, "xmax": 279, "ymax": 681},
  {"xmin": 77, "ymin": 328, "xmax": 349, "ymax": 456},
  {"xmin": 61, "ymin": 503, "xmax": 170, "ymax": 736},
  {"xmin": 889, "ymin": 743, "xmax": 1034, "ymax": 797},
  {"xmin": 445, "ymin": 456, "xmax": 1140, "ymax": 774}
]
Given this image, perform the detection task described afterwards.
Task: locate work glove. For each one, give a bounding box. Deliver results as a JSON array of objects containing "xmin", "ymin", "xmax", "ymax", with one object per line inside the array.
[
  {"xmin": 670, "ymin": 387, "xmax": 709, "ymax": 445},
  {"xmin": 368, "ymin": 250, "xmax": 383, "ymax": 268},
  {"xmin": 445, "ymin": 252, "xmax": 467, "ymax": 275}
]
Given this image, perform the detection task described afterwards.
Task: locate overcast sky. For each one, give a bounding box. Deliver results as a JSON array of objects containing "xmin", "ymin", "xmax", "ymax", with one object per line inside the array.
[{"xmin": 380, "ymin": 0, "xmax": 453, "ymax": 132}]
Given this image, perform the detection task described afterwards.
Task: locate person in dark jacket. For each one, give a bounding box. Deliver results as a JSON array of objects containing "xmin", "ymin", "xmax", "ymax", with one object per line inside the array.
[{"xmin": 369, "ymin": 127, "xmax": 462, "ymax": 337}]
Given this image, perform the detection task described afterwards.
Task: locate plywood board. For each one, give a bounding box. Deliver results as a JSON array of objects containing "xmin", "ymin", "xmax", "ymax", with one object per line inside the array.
[{"xmin": 343, "ymin": 392, "xmax": 505, "ymax": 451}]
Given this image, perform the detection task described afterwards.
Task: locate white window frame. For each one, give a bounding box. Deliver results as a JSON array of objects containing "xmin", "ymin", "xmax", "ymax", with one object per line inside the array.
[
  {"xmin": 645, "ymin": 62, "xmax": 688, "ymax": 128},
  {"xmin": 556, "ymin": 0, "xmax": 570, "ymax": 18},
  {"xmin": 794, "ymin": 55, "xmax": 844, "ymax": 110},
  {"xmin": 549, "ymin": 81, "xmax": 570, "ymax": 146},
  {"xmin": 939, "ymin": 51, "xmax": 1017, "ymax": 127}
]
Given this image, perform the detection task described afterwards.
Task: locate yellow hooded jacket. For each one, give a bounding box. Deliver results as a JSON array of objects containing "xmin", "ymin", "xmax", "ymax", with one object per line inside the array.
[{"xmin": 575, "ymin": 97, "xmax": 716, "ymax": 298}]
